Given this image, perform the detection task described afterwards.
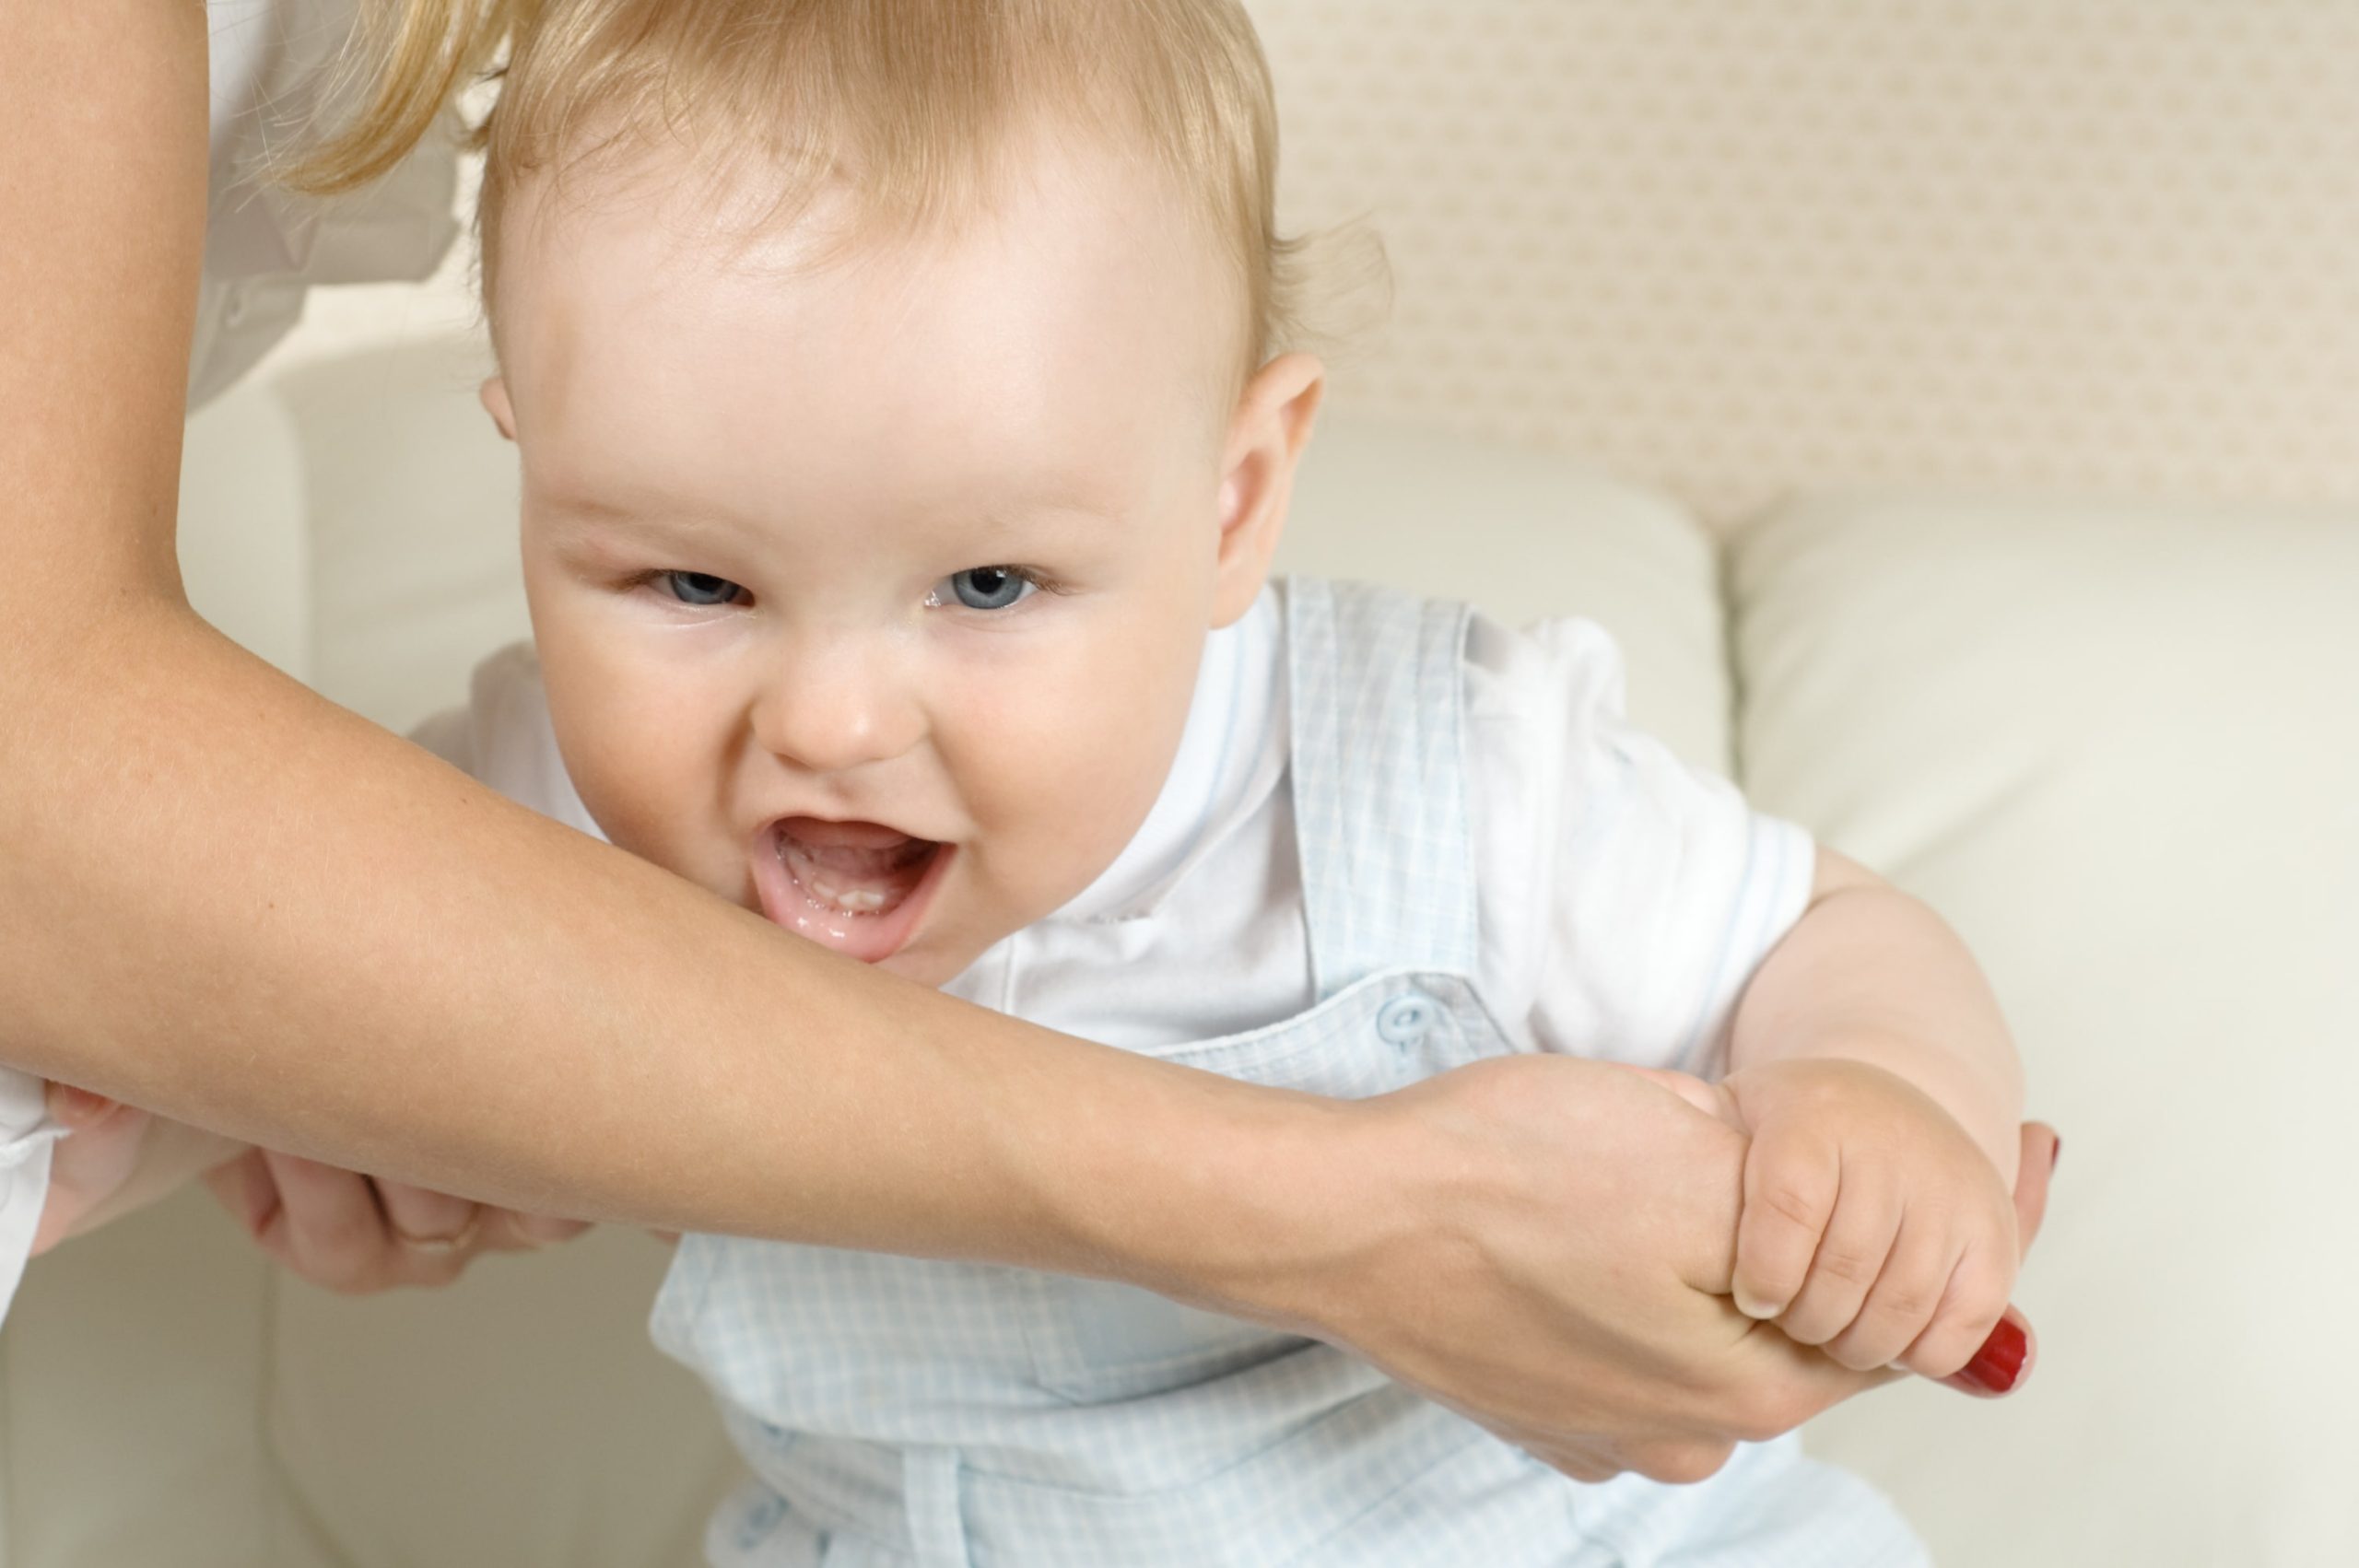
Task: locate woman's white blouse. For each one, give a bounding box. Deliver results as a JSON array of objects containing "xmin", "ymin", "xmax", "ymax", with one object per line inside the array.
[
  {"xmin": 0, "ymin": 1078, "xmax": 68, "ymax": 1322},
  {"xmin": 192, "ymin": 0, "xmax": 462, "ymax": 405},
  {"xmin": 0, "ymin": 0, "xmax": 464, "ymax": 1325}
]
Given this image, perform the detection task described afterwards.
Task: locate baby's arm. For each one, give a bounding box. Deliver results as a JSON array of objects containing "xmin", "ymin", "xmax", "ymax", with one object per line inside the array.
[{"xmin": 1716, "ymin": 846, "xmax": 2027, "ymax": 1383}]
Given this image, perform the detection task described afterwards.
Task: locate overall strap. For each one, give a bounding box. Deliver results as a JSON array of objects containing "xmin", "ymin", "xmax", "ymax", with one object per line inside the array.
[{"xmin": 1283, "ymin": 577, "xmax": 1481, "ymax": 1000}]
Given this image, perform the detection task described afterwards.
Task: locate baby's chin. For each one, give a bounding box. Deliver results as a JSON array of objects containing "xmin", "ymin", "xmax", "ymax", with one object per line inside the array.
[
  {"xmin": 871, "ymin": 942, "xmax": 980, "ymax": 990},
  {"xmin": 860, "ymin": 882, "xmax": 1096, "ymax": 992}
]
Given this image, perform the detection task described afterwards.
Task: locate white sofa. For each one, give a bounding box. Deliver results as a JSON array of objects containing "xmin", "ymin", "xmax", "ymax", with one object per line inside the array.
[{"xmin": 4, "ymin": 332, "xmax": 2353, "ymax": 1566}]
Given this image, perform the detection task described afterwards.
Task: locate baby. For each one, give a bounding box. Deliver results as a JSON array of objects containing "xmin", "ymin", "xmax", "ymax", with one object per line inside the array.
[{"xmin": 420, "ymin": 0, "xmax": 2029, "ymax": 1562}]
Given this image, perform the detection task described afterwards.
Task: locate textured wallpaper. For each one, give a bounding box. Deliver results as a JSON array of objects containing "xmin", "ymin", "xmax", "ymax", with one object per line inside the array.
[{"xmin": 1250, "ymin": 1, "xmax": 2359, "ymax": 528}]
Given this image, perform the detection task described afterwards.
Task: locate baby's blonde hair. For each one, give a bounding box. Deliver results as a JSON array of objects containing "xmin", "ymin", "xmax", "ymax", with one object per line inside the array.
[{"xmin": 292, "ymin": 0, "xmax": 1320, "ymax": 368}]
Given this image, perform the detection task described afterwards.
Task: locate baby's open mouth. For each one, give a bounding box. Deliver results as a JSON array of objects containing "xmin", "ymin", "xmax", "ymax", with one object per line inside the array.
[{"xmin": 755, "ymin": 816, "xmax": 952, "ymax": 964}]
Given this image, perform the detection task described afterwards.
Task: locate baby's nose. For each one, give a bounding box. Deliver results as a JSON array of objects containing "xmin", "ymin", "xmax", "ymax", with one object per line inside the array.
[{"xmin": 752, "ymin": 646, "xmax": 926, "ymax": 776}]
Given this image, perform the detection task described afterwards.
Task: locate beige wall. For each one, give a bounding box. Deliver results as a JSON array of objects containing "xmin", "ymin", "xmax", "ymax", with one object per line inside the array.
[
  {"xmin": 261, "ymin": 2, "xmax": 2359, "ymax": 532},
  {"xmin": 1254, "ymin": 0, "xmax": 2359, "ymax": 528}
]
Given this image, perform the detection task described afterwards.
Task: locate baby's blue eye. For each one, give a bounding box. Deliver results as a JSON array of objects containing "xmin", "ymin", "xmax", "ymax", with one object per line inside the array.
[
  {"xmin": 940, "ymin": 568, "xmax": 1036, "ymax": 612},
  {"xmin": 661, "ymin": 571, "xmax": 745, "ymax": 607}
]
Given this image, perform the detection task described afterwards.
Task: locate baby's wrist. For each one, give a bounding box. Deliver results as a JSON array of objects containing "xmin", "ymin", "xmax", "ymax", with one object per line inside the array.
[{"xmin": 1737, "ymin": 1039, "xmax": 2022, "ymax": 1189}]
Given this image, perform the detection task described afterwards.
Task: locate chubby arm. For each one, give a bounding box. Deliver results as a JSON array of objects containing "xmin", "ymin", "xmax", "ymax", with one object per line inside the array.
[
  {"xmin": 1730, "ymin": 847, "xmax": 2025, "ymax": 1186},
  {"xmin": 1716, "ymin": 846, "xmax": 2030, "ymax": 1383}
]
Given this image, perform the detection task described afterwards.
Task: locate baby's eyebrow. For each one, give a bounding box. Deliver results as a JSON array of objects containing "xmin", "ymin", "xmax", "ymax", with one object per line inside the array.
[
  {"xmin": 957, "ymin": 501, "xmax": 1117, "ymax": 551},
  {"xmin": 528, "ymin": 501, "xmax": 781, "ymax": 575},
  {"xmin": 533, "ymin": 489, "xmax": 754, "ymax": 545}
]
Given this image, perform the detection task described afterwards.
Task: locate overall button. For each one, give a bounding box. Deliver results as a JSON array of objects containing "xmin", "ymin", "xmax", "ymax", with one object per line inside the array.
[{"xmin": 1376, "ymin": 992, "xmax": 1438, "ymax": 1047}]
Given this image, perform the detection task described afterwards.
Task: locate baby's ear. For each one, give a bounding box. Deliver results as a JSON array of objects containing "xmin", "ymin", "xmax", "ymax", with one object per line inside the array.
[
  {"xmin": 1211, "ymin": 354, "xmax": 1323, "ymax": 628},
  {"xmin": 479, "ymin": 376, "xmax": 519, "ymax": 442}
]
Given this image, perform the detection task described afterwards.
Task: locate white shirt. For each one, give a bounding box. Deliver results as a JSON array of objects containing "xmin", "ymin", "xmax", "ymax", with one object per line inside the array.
[
  {"xmin": 415, "ymin": 587, "xmax": 1815, "ymax": 1076},
  {"xmin": 0, "ymin": 0, "xmax": 464, "ymax": 1325}
]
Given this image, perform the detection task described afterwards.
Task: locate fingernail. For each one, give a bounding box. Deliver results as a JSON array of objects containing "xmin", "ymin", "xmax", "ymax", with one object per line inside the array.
[
  {"xmin": 1952, "ymin": 1311, "xmax": 2032, "ymax": 1396},
  {"xmin": 2049, "ymin": 1135, "xmax": 2062, "ymax": 1174},
  {"xmin": 1731, "ymin": 1287, "xmax": 1781, "ymax": 1320}
]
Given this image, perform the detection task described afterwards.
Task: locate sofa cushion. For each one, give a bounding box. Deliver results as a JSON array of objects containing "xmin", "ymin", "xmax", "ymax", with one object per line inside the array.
[
  {"xmin": 1280, "ymin": 414, "xmax": 1731, "ymax": 772},
  {"xmin": 1730, "ymin": 490, "xmax": 2359, "ymax": 1567}
]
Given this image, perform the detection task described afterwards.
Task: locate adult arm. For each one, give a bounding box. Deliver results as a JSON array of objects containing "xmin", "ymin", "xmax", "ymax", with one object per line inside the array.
[
  {"xmin": 3, "ymin": 0, "xmax": 1254, "ymax": 1269},
  {"xmin": 6, "ymin": 1, "xmax": 1977, "ymax": 1484}
]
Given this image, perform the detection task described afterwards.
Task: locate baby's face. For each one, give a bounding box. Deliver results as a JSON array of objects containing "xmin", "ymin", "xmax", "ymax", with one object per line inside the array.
[{"xmin": 486, "ymin": 140, "xmax": 1313, "ymax": 986}]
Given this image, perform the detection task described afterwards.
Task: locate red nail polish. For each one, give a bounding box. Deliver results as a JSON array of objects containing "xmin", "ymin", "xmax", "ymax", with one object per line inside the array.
[{"xmin": 1954, "ymin": 1314, "xmax": 2031, "ymax": 1396}]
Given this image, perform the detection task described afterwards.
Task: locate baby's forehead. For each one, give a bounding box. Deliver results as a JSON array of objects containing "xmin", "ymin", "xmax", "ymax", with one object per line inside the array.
[
  {"xmin": 492, "ymin": 129, "xmax": 1250, "ymax": 390},
  {"xmin": 492, "ymin": 138, "xmax": 1244, "ymax": 519}
]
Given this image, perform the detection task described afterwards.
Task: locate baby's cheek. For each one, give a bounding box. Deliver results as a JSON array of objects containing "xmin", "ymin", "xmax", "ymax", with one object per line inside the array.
[
  {"xmin": 956, "ymin": 743, "xmax": 1148, "ymax": 919},
  {"xmin": 567, "ymin": 759, "xmax": 733, "ymax": 893}
]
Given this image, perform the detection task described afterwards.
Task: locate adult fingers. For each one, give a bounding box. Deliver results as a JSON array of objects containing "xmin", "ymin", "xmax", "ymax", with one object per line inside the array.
[
  {"xmin": 2013, "ymin": 1121, "xmax": 2060, "ymax": 1259},
  {"xmin": 1937, "ymin": 1305, "xmax": 2037, "ymax": 1398},
  {"xmin": 204, "ymin": 1147, "xmax": 282, "ymax": 1237},
  {"xmin": 1606, "ymin": 1065, "xmax": 1747, "ymax": 1130},
  {"xmin": 495, "ymin": 1210, "xmax": 593, "ymax": 1248},
  {"xmin": 375, "ymin": 1178, "xmax": 481, "ymax": 1249},
  {"xmin": 1531, "ymin": 1435, "xmax": 1742, "ymax": 1488},
  {"xmin": 1718, "ymin": 1316, "xmax": 1906, "ymax": 1437},
  {"xmin": 262, "ymin": 1150, "xmax": 464, "ymax": 1293}
]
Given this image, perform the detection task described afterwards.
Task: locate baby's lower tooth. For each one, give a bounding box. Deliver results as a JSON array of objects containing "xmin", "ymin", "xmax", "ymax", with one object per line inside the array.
[{"xmin": 806, "ymin": 873, "xmax": 888, "ymax": 915}]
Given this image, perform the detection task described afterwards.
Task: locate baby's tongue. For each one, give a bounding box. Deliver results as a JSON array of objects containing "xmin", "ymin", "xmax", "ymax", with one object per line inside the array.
[{"xmin": 774, "ymin": 818, "xmax": 933, "ymax": 917}]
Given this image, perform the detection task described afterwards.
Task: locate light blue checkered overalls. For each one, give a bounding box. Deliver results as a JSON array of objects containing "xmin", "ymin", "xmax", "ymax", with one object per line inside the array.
[{"xmin": 651, "ymin": 579, "xmax": 1930, "ymax": 1567}]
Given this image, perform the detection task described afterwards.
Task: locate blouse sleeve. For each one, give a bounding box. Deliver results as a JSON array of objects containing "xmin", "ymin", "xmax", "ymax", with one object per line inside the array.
[
  {"xmin": 1466, "ymin": 613, "xmax": 1817, "ymax": 1079},
  {"xmin": 0, "ymin": 1071, "xmax": 67, "ymax": 1325},
  {"xmin": 192, "ymin": 0, "xmax": 462, "ymax": 407}
]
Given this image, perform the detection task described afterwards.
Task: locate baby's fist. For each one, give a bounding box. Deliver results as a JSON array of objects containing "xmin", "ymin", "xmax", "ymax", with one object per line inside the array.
[{"xmin": 1722, "ymin": 1058, "xmax": 2018, "ymax": 1381}]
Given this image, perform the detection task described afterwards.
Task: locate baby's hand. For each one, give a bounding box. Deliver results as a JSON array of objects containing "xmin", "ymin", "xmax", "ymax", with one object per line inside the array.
[
  {"xmin": 30, "ymin": 1085, "xmax": 155, "ymax": 1255},
  {"xmin": 32, "ymin": 1085, "xmax": 253, "ymax": 1253},
  {"xmin": 1720, "ymin": 1059, "xmax": 2019, "ymax": 1380}
]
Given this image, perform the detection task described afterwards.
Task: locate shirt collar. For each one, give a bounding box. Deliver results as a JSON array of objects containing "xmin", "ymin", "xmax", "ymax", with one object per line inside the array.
[{"xmin": 1050, "ymin": 586, "xmax": 1287, "ymax": 924}]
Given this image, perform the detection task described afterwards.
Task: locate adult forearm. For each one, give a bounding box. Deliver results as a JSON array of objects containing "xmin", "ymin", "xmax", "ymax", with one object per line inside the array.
[
  {"xmin": 1730, "ymin": 848, "xmax": 2025, "ymax": 1185},
  {"xmin": 0, "ymin": 0, "xmax": 1270, "ymax": 1285},
  {"xmin": 0, "ymin": 604, "xmax": 1280, "ymax": 1272}
]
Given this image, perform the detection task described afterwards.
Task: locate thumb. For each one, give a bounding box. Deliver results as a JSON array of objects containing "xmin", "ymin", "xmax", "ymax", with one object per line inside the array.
[
  {"xmin": 1609, "ymin": 1063, "xmax": 1748, "ymax": 1132},
  {"xmin": 2013, "ymin": 1120, "xmax": 2060, "ymax": 1259}
]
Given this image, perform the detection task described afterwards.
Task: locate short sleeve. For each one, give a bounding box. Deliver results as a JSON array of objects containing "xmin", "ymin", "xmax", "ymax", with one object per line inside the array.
[
  {"xmin": 0, "ymin": 1069, "xmax": 66, "ymax": 1325},
  {"xmin": 1467, "ymin": 614, "xmax": 1816, "ymax": 1078}
]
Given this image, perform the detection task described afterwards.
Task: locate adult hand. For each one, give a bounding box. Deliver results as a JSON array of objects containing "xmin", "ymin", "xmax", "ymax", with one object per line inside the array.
[
  {"xmin": 1273, "ymin": 1056, "xmax": 2056, "ymax": 1485},
  {"xmin": 204, "ymin": 1148, "xmax": 591, "ymax": 1294}
]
